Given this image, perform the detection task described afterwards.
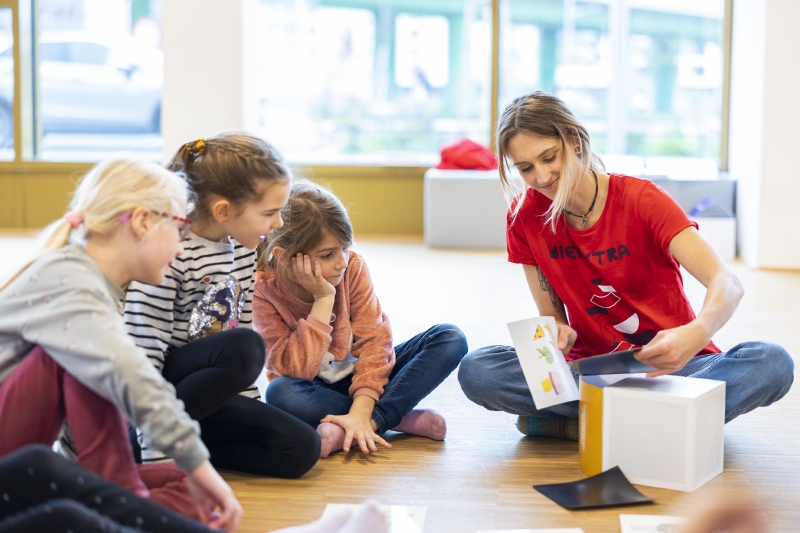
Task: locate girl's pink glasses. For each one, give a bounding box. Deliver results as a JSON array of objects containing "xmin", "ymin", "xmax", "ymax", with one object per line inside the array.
[{"xmin": 118, "ymin": 211, "xmax": 192, "ymax": 240}]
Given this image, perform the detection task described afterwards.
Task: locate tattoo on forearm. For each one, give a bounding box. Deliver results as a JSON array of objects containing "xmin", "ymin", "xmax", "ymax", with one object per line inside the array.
[{"xmin": 536, "ymin": 267, "xmax": 562, "ymax": 308}]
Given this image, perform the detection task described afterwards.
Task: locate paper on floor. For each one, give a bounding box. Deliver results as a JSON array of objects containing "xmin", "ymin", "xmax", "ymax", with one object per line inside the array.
[
  {"xmin": 619, "ymin": 514, "xmax": 687, "ymax": 532},
  {"xmin": 477, "ymin": 529, "xmax": 584, "ymax": 533},
  {"xmin": 322, "ymin": 504, "xmax": 426, "ymax": 533}
]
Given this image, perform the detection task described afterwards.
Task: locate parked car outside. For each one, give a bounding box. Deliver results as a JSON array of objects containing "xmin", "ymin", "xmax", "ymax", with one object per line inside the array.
[{"xmin": 0, "ymin": 31, "xmax": 163, "ymax": 148}]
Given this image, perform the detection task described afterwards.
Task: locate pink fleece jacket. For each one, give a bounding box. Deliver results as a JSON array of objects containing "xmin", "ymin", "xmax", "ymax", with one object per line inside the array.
[{"xmin": 252, "ymin": 251, "xmax": 395, "ymax": 400}]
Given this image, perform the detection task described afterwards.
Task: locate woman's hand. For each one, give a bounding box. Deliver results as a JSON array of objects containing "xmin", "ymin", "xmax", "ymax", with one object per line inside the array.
[
  {"xmin": 185, "ymin": 460, "xmax": 243, "ymax": 532},
  {"xmin": 636, "ymin": 321, "xmax": 710, "ymax": 378},
  {"xmin": 321, "ymin": 396, "xmax": 391, "ymax": 454},
  {"xmin": 291, "ymin": 253, "xmax": 335, "ymax": 300},
  {"xmin": 556, "ymin": 323, "xmax": 577, "ymax": 354},
  {"xmin": 632, "ymin": 227, "xmax": 740, "ymax": 379}
]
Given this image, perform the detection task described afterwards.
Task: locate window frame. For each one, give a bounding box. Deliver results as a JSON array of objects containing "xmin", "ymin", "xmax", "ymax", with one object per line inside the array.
[{"xmin": 0, "ymin": 0, "xmax": 732, "ymax": 172}]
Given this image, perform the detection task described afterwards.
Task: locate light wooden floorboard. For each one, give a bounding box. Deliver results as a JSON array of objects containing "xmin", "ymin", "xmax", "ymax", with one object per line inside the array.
[{"xmin": 1, "ymin": 236, "xmax": 798, "ymax": 532}]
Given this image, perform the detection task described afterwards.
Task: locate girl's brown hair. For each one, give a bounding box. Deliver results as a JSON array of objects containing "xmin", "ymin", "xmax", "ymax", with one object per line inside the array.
[
  {"xmin": 257, "ymin": 179, "xmax": 353, "ymax": 279},
  {"xmin": 496, "ymin": 91, "xmax": 604, "ymax": 232},
  {"xmin": 167, "ymin": 132, "xmax": 291, "ymax": 221}
]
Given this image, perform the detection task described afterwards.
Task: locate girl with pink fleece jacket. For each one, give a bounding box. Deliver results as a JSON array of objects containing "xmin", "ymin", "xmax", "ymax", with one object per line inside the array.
[{"xmin": 253, "ymin": 180, "xmax": 468, "ymax": 457}]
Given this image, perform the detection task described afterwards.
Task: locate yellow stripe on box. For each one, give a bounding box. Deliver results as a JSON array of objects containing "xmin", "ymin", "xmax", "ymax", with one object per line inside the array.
[{"xmin": 579, "ymin": 378, "xmax": 604, "ymax": 476}]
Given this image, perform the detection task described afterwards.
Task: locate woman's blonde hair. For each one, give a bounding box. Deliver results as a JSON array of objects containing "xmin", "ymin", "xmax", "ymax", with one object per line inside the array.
[
  {"xmin": 0, "ymin": 156, "xmax": 187, "ymax": 292},
  {"xmin": 257, "ymin": 179, "xmax": 353, "ymax": 284},
  {"xmin": 496, "ymin": 91, "xmax": 604, "ymax": 232},
  {"xmin": 167, "ymin": 132, "xmax": 291, "ymax": 222}
]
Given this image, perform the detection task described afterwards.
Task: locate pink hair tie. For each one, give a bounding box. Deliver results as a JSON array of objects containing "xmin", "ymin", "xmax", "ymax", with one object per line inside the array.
[{"xmin": 64, "ymin": 212, "xmax": 82, "ymax": 228}]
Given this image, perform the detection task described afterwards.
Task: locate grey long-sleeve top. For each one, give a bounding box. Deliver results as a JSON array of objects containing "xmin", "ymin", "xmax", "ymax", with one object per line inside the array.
[{"xmin": 0, "ymin": 243, "xmax": 208, "ymax": 471}]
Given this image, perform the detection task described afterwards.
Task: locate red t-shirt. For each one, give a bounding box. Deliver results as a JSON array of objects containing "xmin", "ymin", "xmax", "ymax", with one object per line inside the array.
[{"xmin": 507, "ymin": 173, "xmax": 721, "ymax": 360}]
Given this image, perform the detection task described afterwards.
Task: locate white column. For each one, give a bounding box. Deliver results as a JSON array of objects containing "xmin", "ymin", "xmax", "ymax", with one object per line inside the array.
[
  {"xmin": 161, "ymin": 0, "xmax": 259, "ymax": 160},
  {"xmin": 729, "ymin": 0, "xmax": 800, "ymax": 268},
  {"xmin": 607, "ymin": 0, "xmax": 629, "ymax": 155}
]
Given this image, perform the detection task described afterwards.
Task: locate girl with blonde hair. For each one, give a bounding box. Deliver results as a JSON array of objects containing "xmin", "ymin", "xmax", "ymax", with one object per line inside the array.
[
  {"xmin": 253, "ymin": 179, "xmax": 468, "ymax": 457},
  {"xmin": 458, "ymin": 91, "xmax": 793, "ymax": 439},
  {"xmin": 0, "ymin": 156, "xmax": 242, "ymax": 530},
  {"xmin": 124, "ymin": 133, "xmax": 320, "ymax": 477}
]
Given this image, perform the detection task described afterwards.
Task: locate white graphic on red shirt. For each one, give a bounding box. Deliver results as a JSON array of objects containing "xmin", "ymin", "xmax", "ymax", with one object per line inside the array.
[{"xmin": 585, "ymin": 279, "xmax": 655, "ymax": 352}]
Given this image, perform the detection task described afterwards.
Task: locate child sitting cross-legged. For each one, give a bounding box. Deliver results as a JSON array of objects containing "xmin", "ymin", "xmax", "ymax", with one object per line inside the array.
[
  {"xmin": 253, "ymin": 180, "xmax": 468, "ymax": 457},
  {"xmin": 0, "ymin": 157, "xmax": 241, "ymax": 530}
]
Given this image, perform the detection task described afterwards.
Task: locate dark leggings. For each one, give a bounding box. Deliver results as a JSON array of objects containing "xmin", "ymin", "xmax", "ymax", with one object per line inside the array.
[
  {"xmin": 152, "ymin": 329, "xmax": 320, "ymax": 477},
  {"xmin": 0, "ymin": 445, "xmax": 213, "ymax": 533}
]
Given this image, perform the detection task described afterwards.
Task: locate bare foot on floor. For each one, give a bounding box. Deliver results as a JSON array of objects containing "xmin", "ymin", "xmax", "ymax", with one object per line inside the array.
[
  {"xmin": 317, "ymin": 422, "xmax": 346, "ymax": 458},
  {"xmin": 391, "ymin": 409, "xmax": 447, "ymax": 440}
]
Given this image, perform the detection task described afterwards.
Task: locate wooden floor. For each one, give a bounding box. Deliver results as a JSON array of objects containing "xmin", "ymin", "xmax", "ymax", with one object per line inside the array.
[{"xmin": 2, "ymin": 236, "xmax": 799, "ymax": 532}]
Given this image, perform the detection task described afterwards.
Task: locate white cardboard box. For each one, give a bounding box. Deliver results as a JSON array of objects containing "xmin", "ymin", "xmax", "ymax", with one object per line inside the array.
[
  {"xmin": 579, "ymin": 374, "xmax": 725, "ymax": 492},
  {"xmin": 424, "ymin": 168, "xmax": 506, "ymax": 249},
  {"xmin": 423, "ymin": 168, "xmax": 738, "ymax": 257}
]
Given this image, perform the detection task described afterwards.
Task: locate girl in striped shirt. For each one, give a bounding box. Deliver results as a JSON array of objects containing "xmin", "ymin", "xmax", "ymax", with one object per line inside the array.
[{"xmin": 124, "ymin": 133, "xmax": 320, "ymax": 477}]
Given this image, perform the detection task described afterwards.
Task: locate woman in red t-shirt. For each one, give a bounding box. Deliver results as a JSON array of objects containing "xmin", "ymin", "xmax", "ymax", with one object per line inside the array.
[{"xmin": 458, "ymin": 91, "xmax": 793, "ymax": 440}]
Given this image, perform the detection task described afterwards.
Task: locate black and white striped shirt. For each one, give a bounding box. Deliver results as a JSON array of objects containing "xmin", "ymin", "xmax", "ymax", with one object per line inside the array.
[{"xmin": 124, "ymin": 233, "xmax": 262, "ymax": 462}]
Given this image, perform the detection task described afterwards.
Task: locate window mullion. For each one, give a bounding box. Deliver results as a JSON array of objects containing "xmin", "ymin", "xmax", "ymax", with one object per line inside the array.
[
  {"xmin": 719, "ymin": 0, "xmax": 732, "ymax": 172},
  {"xmin": 608, "ymin": 0, "xmax": 629, "ymax": 155},
  {"xmin": 12, "ymin": 0, "xmax": 33, "ymax": 161},
  {"xmin": 490, "ymin": 0, "xmax": 499, "ymax": 152}
]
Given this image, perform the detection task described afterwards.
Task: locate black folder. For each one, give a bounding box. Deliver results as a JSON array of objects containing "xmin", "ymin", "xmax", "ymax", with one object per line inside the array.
[
  {"xmin": 567, "ymin": 348, "xmax": 656, "ymax": 376},
  {"xmin": 533, "ymin": 466, "xmax": 654, "ymax": 510}
]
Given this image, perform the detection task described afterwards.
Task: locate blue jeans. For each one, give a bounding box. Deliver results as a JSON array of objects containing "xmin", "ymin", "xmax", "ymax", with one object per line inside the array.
[
  {"xmin": 266, "ymin": 324, "xmax": 468, "ymax": 432},
  {"xmin": 458, "ymin": 341, "xmax": 794, "ymax": 424}
]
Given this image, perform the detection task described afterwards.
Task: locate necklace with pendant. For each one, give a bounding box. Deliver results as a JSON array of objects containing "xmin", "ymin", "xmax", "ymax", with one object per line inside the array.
[{"xmin": 562, "ymin": 170, "xmax": 598, "ymax": 227}]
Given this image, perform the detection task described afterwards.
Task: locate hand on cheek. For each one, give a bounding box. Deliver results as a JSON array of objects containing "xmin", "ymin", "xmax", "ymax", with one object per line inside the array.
[{"xmin": 291, "ymin": 253, "xmax": 335, "ymax": 300}]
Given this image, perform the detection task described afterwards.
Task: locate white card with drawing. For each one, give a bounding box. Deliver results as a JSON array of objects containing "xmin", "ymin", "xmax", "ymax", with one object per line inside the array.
[
  {"xmin": 477, "ymin": 529, "xmax": 585, "ymax": 532},
  {"xmin": 507, "ymin": 317, "xmax": 579, "ymax": 409},
  {"xmin": 322, "ymin": 504, "xmax": 426, "ymax": 533},
  {"xmin": 619, "ymin": 514, "xmax": 687, "ymax": 532}
]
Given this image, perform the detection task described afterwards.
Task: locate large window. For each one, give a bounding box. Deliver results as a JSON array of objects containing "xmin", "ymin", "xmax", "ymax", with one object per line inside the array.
[
  {"xmin": 499, "ymin": 0, "xmax": 724, "ymax": 172},
  {"xmin": 2, "ymin": 0, "xmax": 164, "ymax": 161},
  {"xmin": 626, "ymin": 4, "xmax": 723, "ymax": 160},
  {"xmin": 256, "ymin": 0, "xmax": 492, "ymax": 165},
  {"xmin": 500, "ymin": 1, "xmax": 610, "ymax": 149},
  {"xmin": 255, "ymin": 0, "xmax": 724, "ymax": 168},
  {"xmin": 36, "ymin": 0, "xmax": 163, "ymax": 161},
  {"xmin": 1, "ymin": 0, "xmax": 726, "ymax": 169},
  {"xmin": 0, "ymin": 6, "xmax": 14, "ymax": 161}
]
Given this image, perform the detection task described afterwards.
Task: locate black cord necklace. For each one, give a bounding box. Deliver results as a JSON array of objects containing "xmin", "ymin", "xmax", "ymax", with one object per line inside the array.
[{"xmin": 562, "ymin": 170, "xmax": 598, "ymax": 227}]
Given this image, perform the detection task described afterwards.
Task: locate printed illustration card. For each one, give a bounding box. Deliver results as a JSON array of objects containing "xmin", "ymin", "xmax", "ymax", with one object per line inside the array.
[
  {"xmin": 619, "ymin": 514, "xmax": 687, "ymax": 532},
  {"xmin": 322, "ymin": 503, "xmax": 426, "ymax": 533},
  {"xmin": 477, "ymin": 529, "xmax": 585, "ymax": 532},
  {"xmin": 507, "ymin": 317, "xmax": 579, "ymax": 409}
]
